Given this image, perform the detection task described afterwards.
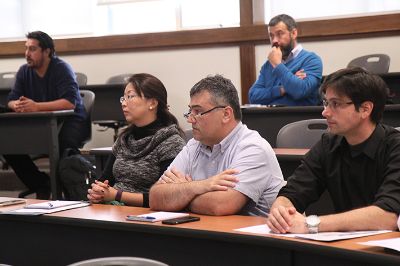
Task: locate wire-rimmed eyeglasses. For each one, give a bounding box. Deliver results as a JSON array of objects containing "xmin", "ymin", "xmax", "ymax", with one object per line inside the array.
[
  {"xmin": 119, "ymin": 94, "xmax": 138, "ymax": 103},
  {"xmin": 183, "ymin": 106, "xmax": 226, "ymax": 120}
]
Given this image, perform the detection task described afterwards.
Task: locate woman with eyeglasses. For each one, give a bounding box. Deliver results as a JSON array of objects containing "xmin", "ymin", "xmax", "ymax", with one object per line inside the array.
[{"xmin": 87, "ymin": 73, "xmax": 186, "ymax": 207}]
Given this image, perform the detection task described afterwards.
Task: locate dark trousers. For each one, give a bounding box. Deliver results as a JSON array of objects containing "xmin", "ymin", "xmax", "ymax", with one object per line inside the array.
[{"xmin": 3, "ymin": 117, "xmax": 90, "ymax": 191}]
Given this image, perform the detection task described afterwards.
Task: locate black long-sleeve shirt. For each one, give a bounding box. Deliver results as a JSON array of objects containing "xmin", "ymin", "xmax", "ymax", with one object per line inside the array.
[{"xmin": 279, "ymin": 124, "xmax": 400, "ymax": 215}]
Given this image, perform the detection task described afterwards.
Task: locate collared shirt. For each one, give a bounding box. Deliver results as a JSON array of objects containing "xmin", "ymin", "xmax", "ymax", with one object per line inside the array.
[
  {"xmin": 169, "ymin": 122, "xmax": 284, "ymax": 216},
  {"xmin": 284, "ymin": 44, "xmax": 303, "ymax": 63},
  {"xmin": 279, "ymin": 124, "xmax": 400, "ymax": 215}
]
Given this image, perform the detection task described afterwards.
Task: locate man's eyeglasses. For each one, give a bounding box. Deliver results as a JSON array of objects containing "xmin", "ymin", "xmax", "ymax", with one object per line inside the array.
[
  {"xmin": 119, "ymin": 94, "xmax": 137, "ymax": 103},
  {"xmin": 183, "ymin": 106, "xmax": 226, "ymax": 120},
  {"xmin": 322, "ymin": 99, "xmax": 353, "ymax": 110}
]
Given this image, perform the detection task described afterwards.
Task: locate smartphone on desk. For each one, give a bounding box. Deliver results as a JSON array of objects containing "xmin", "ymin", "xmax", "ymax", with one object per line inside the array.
[{"xmin": 162, "ymin": 216, "xmax": 200, "ymax": 225}]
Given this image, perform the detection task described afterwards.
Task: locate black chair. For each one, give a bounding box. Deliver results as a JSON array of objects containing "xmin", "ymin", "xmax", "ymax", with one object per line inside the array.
[
  {"xmin": 276, "ymin": 119, "xmax": 328, "ymax": 149},
  {"xmin": 79, "ymin": 90, "xmax": 95, "ymax": 145},
  {"xmin": 0, "ymin": 72, "xmax": 17, "ymax": 89},
  {"xmin": 93, "ymin": 74, "xmax": 132, "ymax": 142},
  {"xmin": 184, "ymin": 128, "xmax": 193, "ymax": 143},
  {"xmin": 106, "ymin": 73, "xmax": 133, "ymax": 84},
  {"xmin": 75, "ymin": 72, "xmax": 88, "ymax": 87},
  {"xmin": 0, "ymin": 72, "xmax": 17, "ymax": 169},
  {"xmin": 67, "ymin": 257, "xmax": 168, "ymax": 266},
  {"xmin": 347, "ymin": 54, "xmax": 390, "ymax": 74},
  {"xmin": 276, "ymin": 119, "xmax": 334, "ymax": 216}
]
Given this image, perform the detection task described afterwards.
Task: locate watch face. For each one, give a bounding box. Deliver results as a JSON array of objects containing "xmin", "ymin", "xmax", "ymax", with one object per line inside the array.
[{"xmin": 307, "ymin": 215, "xmax": 320, "ymax": 227}]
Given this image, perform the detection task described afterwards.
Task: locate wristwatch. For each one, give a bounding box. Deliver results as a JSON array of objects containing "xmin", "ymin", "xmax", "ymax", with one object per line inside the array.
[{"xmin": 305, "ymin": 215, "xmax": 320, "ymax": 234}]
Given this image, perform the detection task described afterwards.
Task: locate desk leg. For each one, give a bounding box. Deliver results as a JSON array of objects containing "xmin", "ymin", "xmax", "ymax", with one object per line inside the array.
[
  {"xmin": 94, "ymin": 156, "xmax": 104, "ymax": 177},
  {"xmin": 48, "ymin": 118, "xmax": 61, "ymax": 199}
]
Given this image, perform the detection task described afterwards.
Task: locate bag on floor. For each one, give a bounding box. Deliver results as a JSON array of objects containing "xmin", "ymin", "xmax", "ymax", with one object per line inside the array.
[{"xmin": 59, "ymin": 152, "xmax": 96, "ymax": 200}]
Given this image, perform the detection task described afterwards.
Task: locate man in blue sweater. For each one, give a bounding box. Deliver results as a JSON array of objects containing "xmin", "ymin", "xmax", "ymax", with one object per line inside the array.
[
  {"xmin": 4, "ymin": 31, "xmax": 89, "ymax": 199},
  {"xmin": 249, "ymin": 14, "xmax": 323, "ymax": 106}
]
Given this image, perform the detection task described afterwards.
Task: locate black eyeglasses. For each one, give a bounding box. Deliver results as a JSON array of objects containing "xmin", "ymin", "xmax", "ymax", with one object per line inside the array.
[
  {"xmin": 183, "ymin": 106, "xmax": 226, "ymax": 120},
  {"xmin": 322, "ymin": 99, "xmax": 353, "ymax": 111}
]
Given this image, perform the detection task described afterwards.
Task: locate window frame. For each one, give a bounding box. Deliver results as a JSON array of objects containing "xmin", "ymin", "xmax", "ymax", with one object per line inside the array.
[{"xmin": 0, "ymin": 13, "xmax": 398, "ymax": 57}]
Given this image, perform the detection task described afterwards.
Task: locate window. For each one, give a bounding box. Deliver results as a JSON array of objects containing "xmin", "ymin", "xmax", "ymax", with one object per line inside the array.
[
  {"xmin": 0, "ymin": 0, "xmax": 240, "ymax": 41},
  {"xmin": 265, "ymin": 0, "xmax": 400, "ymax": 22},
  {"xmin": 0, "ymin": 0, "xmax": 93, "ymax": 40}
]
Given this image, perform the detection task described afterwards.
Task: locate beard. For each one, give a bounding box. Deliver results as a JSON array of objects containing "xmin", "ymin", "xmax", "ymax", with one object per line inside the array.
[{"xmin": 280, "ymin": 40, "xmax": 294, "ymax": 60}]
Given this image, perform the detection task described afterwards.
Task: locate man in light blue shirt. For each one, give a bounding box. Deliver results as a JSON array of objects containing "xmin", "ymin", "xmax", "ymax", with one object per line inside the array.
[{"xmin": 150, "ymin": 75, "xmax": 284, "ymax": 216}]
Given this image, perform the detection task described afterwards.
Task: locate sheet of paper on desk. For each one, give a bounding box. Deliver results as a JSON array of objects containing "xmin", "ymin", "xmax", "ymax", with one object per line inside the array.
[
  {"xmin": 293, "ymin": 230, "xmax": 392, "ymax": 242},
  {"xmin": 359, "ymin": 237, "xmax": 400, "ymax": 252},
  {"xmin": 235, "ymin": 224, "xmax": 391, "ymax": 241},
  {"xmin": 1, "ymin": 202, "xmax": 90, "ymax": 215},
  {"xmin": 235, "ymin": 224, "xmax": 298, "ymax": 238},
  {"xmin": 24, "ymin": 200, "xmax": 85, "ymax": 209},
  {"xmin": 0, "ymin": 197, "xmax": 26, "ymax": 207}
]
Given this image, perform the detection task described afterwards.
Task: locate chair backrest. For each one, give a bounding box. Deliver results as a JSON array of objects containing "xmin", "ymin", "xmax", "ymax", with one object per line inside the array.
[
  {"xmin": 347, "ymin": 54, "xmax": 390, "ymax": 74},
  {"xmin": 67, "ymin": 257, "xmax": 168, "ymax": 266},
  {"xmin": 75, "ymin": 72, "xmax": 88, "ymax": 87},
  {"xmin": 184, "ymin": 128, "xmax": 193, "ymax": 143},
  {"xmin": 0, "ymin": 72, "xmax": 17, "ymax": 89},
  {"xmin": 106, "ymin": 73, "xmax": 133, "ymax": 84},
  {"xmin": 80, "ymin": 90, "xmax": 95, "ymax": 144},
  {"xmin": 276, "ymin": 119, "xmax": 328, "ymax": 149}
]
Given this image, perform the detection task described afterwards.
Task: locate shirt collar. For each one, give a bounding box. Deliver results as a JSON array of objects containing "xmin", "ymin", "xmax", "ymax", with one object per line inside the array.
[
  {"xmin": 200, "ymin": 122, "xmax": 242, "ymax": 153},
  {"xmin": 219, "ymin": 122, "xmax": 242, "ymax": 153},
  {"xmin": 284, "ymin": 44, "xmax": 302, "ymax": 62},
  {"xmin": 332, "ymin": 124, "xmax": 382, "ymax": 159},
  {"xmin": 361, "ymin": 124, "xmax": 384, "ymax": 159}
]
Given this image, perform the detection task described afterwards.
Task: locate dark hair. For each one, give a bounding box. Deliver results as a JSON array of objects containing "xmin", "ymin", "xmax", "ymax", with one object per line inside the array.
[
  {"xmin": 320, "ymin": 67, "xmax": 388, "ymax": 123},
  {"xmin": 190, "ymin": 74, "xmax": 242, "ymax": 121},
  {"xmin": 268, "ymin": 14, "xmax": 297, "ymax": 31},
  {"xmin": 26, "ymin": 31, "xmax": 55, "ymax": 58},
  {"xmin": 127, "ymin": 73, "xmax": 183, "ymax": 134}
]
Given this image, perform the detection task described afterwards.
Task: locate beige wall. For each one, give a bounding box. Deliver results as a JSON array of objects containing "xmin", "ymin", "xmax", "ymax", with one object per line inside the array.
[{"xmin": 1, "ymin": 35, "xmax": 399, "ymax": 148}]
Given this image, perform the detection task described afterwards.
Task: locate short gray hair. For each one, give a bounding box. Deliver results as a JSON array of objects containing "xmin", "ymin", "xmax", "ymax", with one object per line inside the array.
[
  {"xmin": 269, "ymin": 14, "xmax": 297, "ymax": 31},
  {"xmin": 190, "ymin": 74, "xmax": 242, "ymax": 120}
]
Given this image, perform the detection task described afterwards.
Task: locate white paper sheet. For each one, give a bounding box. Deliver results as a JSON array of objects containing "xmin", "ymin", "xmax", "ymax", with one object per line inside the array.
[
  {"xmin": 235, "ymin": 224, "xmax": 391, "ymax": 241},
  {"xmin": 359, "ymin": 237, "xmax": 400, "ymax": 252},
  {"xmin": 1, "ymin": 202, "xmax": 90, "ymax": 215}
]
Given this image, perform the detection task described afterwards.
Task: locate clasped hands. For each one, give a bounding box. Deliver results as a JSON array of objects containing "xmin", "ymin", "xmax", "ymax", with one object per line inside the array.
[
  {"xmin": 266, "ymin": 205, "xmax": 308, "ymax": 234},
  {"xmin": 12, "ymin": 96, "xmax": 39, "ymax": 112},
  {"xmin": 159, "ymin": 167, "xmax": 239, "ymax": 194},
  {"xmin": 87, "ymin": 180, "xmax": 116, "ymax": 203}
]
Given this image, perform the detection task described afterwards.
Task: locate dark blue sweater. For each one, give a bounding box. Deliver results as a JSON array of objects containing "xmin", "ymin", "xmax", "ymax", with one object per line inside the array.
[
  {"xmin": 249, "ymin": 49, "xmax": 323, "ymax": 106},
  {"xmin": 8, "ymin": 56, "xmax": 86, "ymax": 120}
]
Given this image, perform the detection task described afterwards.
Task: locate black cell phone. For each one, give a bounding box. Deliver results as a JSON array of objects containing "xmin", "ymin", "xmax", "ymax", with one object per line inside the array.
[{"xmin": 162, "ymin": 216, "xmax": 200, "ymax": 225}]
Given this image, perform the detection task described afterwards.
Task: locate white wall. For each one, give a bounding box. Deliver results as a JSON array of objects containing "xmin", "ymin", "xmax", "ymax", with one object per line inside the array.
[{"xmin": 1, "ymin": 35, "xmax": 399, "ymax": 148}]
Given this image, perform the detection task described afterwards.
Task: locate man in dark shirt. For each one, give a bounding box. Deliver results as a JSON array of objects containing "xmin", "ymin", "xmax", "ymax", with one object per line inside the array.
[
  {"xmin": 4, "ymin": 31, "xmax": 89, "ymax": 199},
  {"xmin": 267, "ymin": 67, "xmax": 400, "ymax": 233}
]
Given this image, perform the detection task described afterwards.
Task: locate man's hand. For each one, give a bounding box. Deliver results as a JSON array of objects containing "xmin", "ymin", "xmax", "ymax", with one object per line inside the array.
[
  {"xmin": 267, "ymin": 205, "xmax": 308, "ymax": 234},
  {"xmin": 87, "ymin": 180, "xmax": 116, "ymax": 203},
  {"xmin": 295, "ymin": 69, "xmax": 307, "ymax": 80},
  {"xmin": 268, "ymin": 46, "xmax": 282, "ymax": 68},
  {"xmin": 14, "ymin": 96, "xmax": 40, "ymax": 112},
  {"xmin": 159, "ymin": 167, "xmax": 192, "ymax": 184},
  {"xmin": 198, "ymin": 169, "xmax": 239, "ymax": 194}
]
